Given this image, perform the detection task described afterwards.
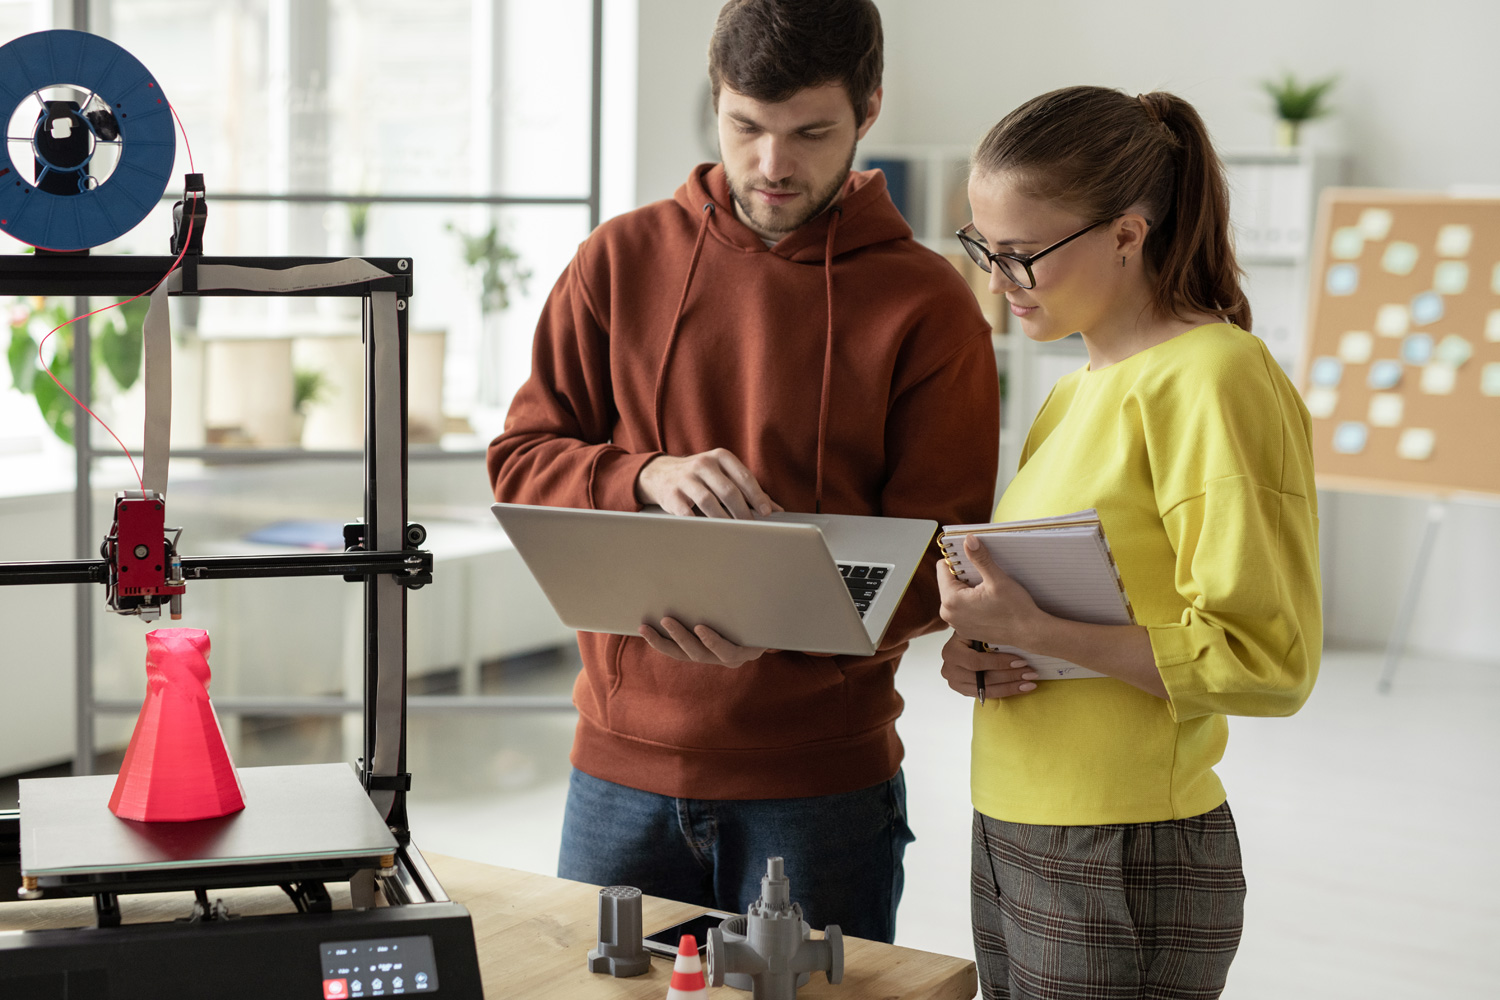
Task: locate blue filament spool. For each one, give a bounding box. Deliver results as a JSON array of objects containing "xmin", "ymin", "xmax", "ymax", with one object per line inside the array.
[{"xmin": 0, "ymin": 29, "xmax": 176, "ymax": 250}]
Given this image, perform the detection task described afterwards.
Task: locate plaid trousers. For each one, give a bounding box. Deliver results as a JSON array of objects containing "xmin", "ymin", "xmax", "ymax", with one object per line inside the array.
[{"xmin": 971, "ymin": 802, "xmax": 1246, "ymax": 1000}]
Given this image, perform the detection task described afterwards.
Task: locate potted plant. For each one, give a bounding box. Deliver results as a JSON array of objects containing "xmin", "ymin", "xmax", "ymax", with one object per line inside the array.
[
  {"xmin": 1261, "ymin": 73, "xmax": 1337, "ymax": 149},
  {"xmin": 448, "ymin": 222, "xmax": 529, "ymax": 316},
  {"xmin": 291, "ymin": 365, "xmax": 333, "ymax": 445},
  {"xmin": 346, "ymin": 200, "xmax": 371, "ymax": 258},
  {"xmin": 447, "ymin": 221, "xmax": 529, "ymax": 409},
  {"xmin": 7, "ymin": 293, "xmax": 148, "ymax": 444}
]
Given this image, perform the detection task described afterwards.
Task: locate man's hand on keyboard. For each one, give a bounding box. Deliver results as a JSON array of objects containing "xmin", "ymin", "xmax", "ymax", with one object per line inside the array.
[
  {"xmin": 639, "ymin": 616, "xmax": 769, "ymax": 668},
  {"xmin": 635, "ymin": 448, "xmax": 783, "ymax": 519}
]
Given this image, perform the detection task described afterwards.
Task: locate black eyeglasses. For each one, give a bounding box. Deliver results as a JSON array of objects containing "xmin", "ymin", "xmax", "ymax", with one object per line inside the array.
[{"xmin": 955, "ymin": 219, "xmax": 1111, "ymax": 289}]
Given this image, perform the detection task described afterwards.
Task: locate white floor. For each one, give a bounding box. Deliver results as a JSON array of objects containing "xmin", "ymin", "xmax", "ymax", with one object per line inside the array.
[{"xmin": 404, "ymin": 636, "xmax": 1500, "ymax": 999}]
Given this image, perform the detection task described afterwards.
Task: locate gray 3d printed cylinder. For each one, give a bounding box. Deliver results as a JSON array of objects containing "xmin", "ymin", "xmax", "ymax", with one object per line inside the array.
[{"xmin": 587, "ymin": 885, "xmax": 651, "ymax": 977}]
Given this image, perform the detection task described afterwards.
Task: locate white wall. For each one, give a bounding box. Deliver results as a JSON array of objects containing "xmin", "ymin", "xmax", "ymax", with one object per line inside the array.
[
  {"xmin": 633, "ymin": 0, "xmax": 722, "ymax": 208},
  {"xmin": 881, "ymin": 0, "xmax": 1500, "ymax": 190}
]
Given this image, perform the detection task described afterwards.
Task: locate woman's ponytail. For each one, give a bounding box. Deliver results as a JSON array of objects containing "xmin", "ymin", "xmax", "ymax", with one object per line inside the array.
[{"xmin": 1148, "ymin": 94, "xmax": 1250, "ymax": 330}]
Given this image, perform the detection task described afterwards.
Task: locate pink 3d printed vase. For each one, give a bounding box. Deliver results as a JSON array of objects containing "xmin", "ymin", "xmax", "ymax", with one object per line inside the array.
[{"xmin": 108, "ymin": 628, "xmax": 246, "ymax": 822}]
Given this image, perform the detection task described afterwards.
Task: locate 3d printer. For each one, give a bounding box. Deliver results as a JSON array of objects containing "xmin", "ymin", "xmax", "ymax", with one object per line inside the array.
[{"xmin": 0, "ymin": 29, "xmax": 485, "ymax": 998}]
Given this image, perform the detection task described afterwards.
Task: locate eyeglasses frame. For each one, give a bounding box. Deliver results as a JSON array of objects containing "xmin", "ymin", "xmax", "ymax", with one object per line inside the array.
[{"xmin": 955, "ymin": 217, "xmax": 1114, "ymax": 289}]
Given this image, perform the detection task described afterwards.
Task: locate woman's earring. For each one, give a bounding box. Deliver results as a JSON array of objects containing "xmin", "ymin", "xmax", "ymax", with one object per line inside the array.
[{"xmin": 1121, "ymin": 255, "xmax": 1127, "ymax": 267}]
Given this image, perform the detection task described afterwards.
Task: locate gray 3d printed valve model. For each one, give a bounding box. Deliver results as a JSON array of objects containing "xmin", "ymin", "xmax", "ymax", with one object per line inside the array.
[
  {"xmin": 587, "ymin": 885, "xmax": 651, "ymax": 977},
  {"xmin": 707, "ymin": 857, "xmax": 843, "ymax": 1000}
]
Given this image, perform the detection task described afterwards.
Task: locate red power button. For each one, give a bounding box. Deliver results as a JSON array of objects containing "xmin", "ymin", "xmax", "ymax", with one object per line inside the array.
[{"xmin": 324, "ymin": 979, "xmax": 349, "ymax": 999}]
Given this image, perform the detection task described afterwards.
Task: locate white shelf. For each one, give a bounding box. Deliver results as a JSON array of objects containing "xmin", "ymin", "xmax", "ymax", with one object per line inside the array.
[
  {"xmin": 1224, "ymin": 147, "xmax": 1345, "ymax": 373},
  {"xmin": 856, "ymin": 144, "xmax": 973, "ymax": 248}
]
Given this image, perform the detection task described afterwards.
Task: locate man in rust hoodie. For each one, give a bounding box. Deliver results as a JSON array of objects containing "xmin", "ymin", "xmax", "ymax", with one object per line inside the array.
[{"xmin": 487, "ymin": 0, "xmax": 997, "ymax": 943}]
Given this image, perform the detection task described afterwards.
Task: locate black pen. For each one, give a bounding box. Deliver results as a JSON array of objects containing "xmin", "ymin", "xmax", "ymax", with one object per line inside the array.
[{"xmin": 970, "ymin": 639, "xmax": 988, "ymax": 705}]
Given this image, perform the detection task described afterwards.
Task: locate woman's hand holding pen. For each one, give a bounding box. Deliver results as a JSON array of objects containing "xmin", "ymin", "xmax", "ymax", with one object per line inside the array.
[
  {"xmin": 939, "ymin": 634, "xmax": 1038, "ymax": 702},
  {"xmin": 937, "ymin": 534, "xmax": 1047, "ymax": 702}
]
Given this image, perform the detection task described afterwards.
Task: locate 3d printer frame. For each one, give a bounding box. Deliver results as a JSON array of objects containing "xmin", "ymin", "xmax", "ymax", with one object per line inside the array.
[
  {"xmin": 0, "ymin": 252, "xmax": 427, "ymax": 837},
  {"xmin": 0, "ymin": 254, "xmax": 483, "ymax": 996}
]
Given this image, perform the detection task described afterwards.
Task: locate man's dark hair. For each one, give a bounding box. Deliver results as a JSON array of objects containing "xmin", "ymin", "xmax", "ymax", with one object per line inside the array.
[{"xmin": 708, "ymin": 0, "xmax": 884, "ymax": 127}]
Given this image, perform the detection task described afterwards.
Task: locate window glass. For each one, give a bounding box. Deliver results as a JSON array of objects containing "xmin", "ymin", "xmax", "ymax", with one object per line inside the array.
[{"xmin": 3, "ymin": 0, "xmax": 597, "ymax": 458}]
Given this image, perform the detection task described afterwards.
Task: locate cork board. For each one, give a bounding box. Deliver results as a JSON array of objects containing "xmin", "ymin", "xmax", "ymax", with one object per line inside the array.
[{"xmin": 1300, "ymin": 189, "xmax": 1500, "ymax": 497}]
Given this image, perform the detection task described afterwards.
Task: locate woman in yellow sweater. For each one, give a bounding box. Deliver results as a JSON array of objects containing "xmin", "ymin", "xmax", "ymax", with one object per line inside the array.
[{"xmin": 938, "ymin": 86, "xmax": 1321, "ymax": 999}]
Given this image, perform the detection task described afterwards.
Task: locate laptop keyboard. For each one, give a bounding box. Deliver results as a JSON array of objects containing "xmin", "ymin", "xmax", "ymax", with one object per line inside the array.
[{"xmin": 837, "ymin": 562, "xmax": 893, "ymax": 618}]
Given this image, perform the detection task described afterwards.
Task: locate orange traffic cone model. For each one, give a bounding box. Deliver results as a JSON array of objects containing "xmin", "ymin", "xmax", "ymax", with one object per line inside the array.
[
  {"xmin": 666, "ymin": 935, "xmax": 708, "ymax": 1000},
  {"xmin": 108, "ymin": 628, "xmax": 246, "ymax": 822}
]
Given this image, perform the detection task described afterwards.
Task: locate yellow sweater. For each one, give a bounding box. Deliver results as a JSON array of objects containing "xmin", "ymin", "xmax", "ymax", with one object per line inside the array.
[{"xmin": 974, "ymin": 324, "xmax": 1321, "ymax": 825}]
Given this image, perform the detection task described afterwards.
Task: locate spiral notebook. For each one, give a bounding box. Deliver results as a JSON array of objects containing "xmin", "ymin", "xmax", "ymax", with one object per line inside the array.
[{"xmin": 937, "ymin": 509, "xmax": 1134, "ymax": 680}]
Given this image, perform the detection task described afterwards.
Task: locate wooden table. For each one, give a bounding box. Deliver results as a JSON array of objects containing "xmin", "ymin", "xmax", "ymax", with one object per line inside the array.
[
  {"xmin": 426, "ymin": 854, "xmax": 977, "ymax": 999},
  {"xmin": 0, "ymin": 853, "xmax": 977, "ymax": 999}
]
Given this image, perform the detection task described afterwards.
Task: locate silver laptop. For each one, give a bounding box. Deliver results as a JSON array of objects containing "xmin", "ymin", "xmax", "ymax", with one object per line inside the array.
[{"xmin": 490, "ymin": 503, "xmax": 937, "ymax": 656}]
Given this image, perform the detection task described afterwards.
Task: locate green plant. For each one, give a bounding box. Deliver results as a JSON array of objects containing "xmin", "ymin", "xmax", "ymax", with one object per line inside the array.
[
  {"xmin": 6, "ymin": 295, "xmax": 146, "ymax": 445},
  {"xmin": 447, "ymin": 222, "xmax": 530, "ymax": 315},
  {"xmin": 347, "ymin": 201, "xmax": 371, "ymax": 244},
  {"xmin": 1261, "ymin": 73, "xmax": 1337, "ymax": 123},
  {"xmin": 293, "ymin": 366, "xmax": 333, "ymax": 415}
]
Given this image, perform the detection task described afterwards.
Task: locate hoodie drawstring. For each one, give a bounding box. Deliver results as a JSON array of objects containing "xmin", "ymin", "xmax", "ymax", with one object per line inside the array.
[
  {"xmin": 653, "ymin": 202, "xmax": 716, "ymax": 452},
  {"xmin": 813, "ymin": 206, "xmax": 841, "ymax": 514}
]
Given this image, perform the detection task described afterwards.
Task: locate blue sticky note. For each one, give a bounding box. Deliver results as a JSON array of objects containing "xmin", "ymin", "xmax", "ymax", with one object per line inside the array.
[
  {"xmin": 1332, "ymin": 421, "xmax": 1368, "ymax": 455},
  {"xmin": 1310, "ymin": 356, "xmax": 1343, "ymax": 387},
  {"xmin": 1410, "ymin": 291, "xmax": 1444, "ymax": 326},
  {"xmin": 1368, "ymin": 359, "xmax": 1403, "ymax": 390},
  {"xmin": 1401, "ymin": 333, "xmax": 1433, "ymax": 365},
  {"xmin": 1326, "ymin": 264, "xmax": 1359, "ymax": 296}
]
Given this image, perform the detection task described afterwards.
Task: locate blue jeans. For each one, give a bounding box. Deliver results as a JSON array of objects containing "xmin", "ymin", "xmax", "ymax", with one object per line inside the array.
[{"xmin": 557, "ymin": 768, "xmax": 915, "ymax": 943}]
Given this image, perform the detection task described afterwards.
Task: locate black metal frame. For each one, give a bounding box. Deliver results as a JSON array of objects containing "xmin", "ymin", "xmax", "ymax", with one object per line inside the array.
[
  {"xmin": 0, "ymin": 253, "xmax": 421, "ymax": 835},
  {"xmin": 0, "ymin": 253, "xmax": 488, "ymax": 998}
]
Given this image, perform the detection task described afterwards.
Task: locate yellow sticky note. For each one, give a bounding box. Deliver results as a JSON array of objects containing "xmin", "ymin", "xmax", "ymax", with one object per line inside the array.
[
  {"xmin": 1435, "ymin": 334, "xmax": 1473, "ymax": 367},
  {"xmin": 1337, "ymin": 331, "xmax": 1373, "ymax": 363},
  {"xmin": 1420, "ymin": 363, "xmax": 1457, "ymax": 395},
  {"xmin": 1304, "ymin": 386, "xmax": 1338, "ymax": 419},
  {"xmin": 1382, "ymin": 241, "xmax": 1419, "ymax": 275},
  {"xmin": 1482, "ymin": 363, "xmax": 1500, "ymax": 397},
  {"xmin": 1375, "ymin": 304, "xmax": 1409, "ymax": 337},
  {"xmin": 1330, "ymin": 227, "xmax": 1364, "ymax": 259},
  {"xmin": 1397, "ymin": 428, "xmax": 1435, "ymax": 461},
  {"xmin": 1436, "ymin": 224, "xmax": 1473, "ymax": 257},
  {"xmin": 1368, "ymin": 393, "xmax": 1404, "ymax": 427},
  {"xmin": 1434, "ymin": 261, "xmax": 1468, "ymax": 295},
  {"xmin": 1358, "ymin": 208, "xmax": 1393, "ymax": 241}
]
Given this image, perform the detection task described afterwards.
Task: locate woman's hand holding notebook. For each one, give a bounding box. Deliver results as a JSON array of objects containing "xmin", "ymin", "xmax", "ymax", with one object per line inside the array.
[{"xmin": 937, "ymin": 509, "xmax": 1134, "ymax": 681}]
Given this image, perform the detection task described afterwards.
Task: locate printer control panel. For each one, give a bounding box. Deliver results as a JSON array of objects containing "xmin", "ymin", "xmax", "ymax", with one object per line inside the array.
[{"xmin": 321, "ymin": 935, "xmax": 439, "ymax": 997}]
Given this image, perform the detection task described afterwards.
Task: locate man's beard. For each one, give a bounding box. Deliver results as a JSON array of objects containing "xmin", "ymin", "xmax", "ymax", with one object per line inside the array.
[{"xmin": 727, "ymin": 144, "xmax": 857, "ymax": 239}]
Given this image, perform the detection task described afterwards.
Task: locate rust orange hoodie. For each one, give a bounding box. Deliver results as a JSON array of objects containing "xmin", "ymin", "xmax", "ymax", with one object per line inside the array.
[{"xmin": 488, "ymin": 163, "xmax": 998, "ymax": 799}]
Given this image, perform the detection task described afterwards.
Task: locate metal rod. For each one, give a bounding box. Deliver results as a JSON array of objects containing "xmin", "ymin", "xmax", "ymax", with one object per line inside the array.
[
  {"xmin": 0, "ymin": 255, "xmax": 413, "ymax": 298},
  {"xmin": 72, "ymin": 294, "xmax": 95, "ymax": 776},
  {"xmin": 194, "ymin": 192, "xmax": 591, "ymax": 207},
  {"xmin": 180, "ymin": 551, "xmax": 426, "ymax": 580},
  {"xmin": 0, "ymin": 550, "xmax": 429, "ymax": 586},
  {"xmin": 1377, "ymin": 501, "xmax": 1447, "ymax": 693},
  {"xmin": 0, "ymin": 560, "xmax": 105, "ymax": 586},
  {"xmin": 158, "ymin": 447, "xmax": 484, "ymax": 463},
  {"xmin": 92, "ymin": 695, "xmax": 577, "ymax": 715},
  {"xmin": 589, "ymin": 0, "xmax": 604, "ymax": 230}
]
